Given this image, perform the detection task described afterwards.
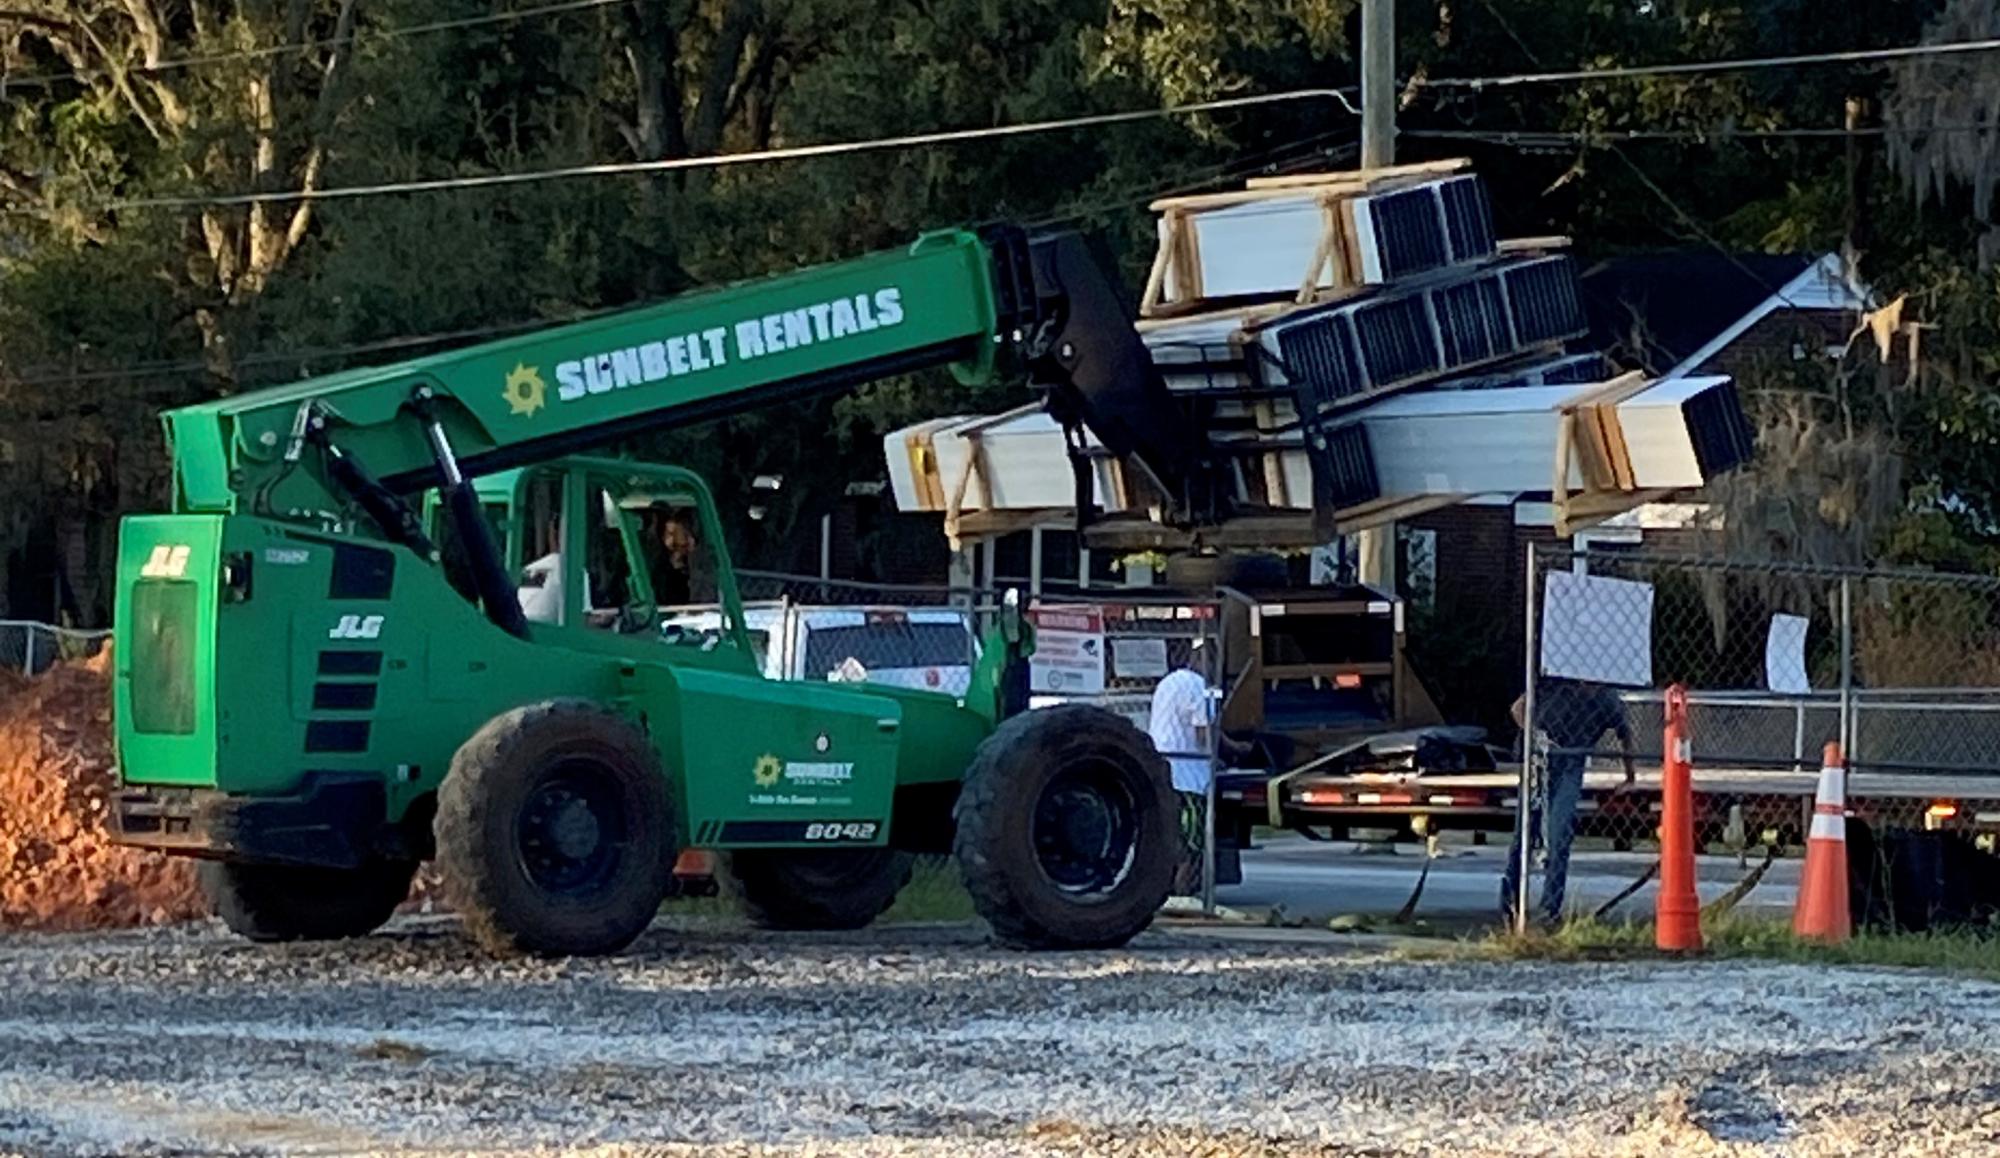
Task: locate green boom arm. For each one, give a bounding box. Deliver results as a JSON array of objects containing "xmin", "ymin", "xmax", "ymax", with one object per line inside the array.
[{"xmin": 162, "ymin": 230, "xmax": 1015, "ymax": 521}]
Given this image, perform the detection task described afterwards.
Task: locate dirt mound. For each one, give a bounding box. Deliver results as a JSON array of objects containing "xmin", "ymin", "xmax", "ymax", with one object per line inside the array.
[{"xmin": 0, "ymin": 655, "xmax": 206, "ymax": 931}]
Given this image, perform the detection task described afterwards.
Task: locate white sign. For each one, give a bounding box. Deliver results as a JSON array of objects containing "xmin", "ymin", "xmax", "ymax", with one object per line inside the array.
[
  {"xmin": 1111, "ymin": 637, "xmax": 1169, "ymax": 680},
  {"xmin": 1540, "ymin": 570, "xmax": 1654, "ymax": 688},
  {"xmin": 1030, "ymin": 606, "xmax": 1106, "ymax": 695},
  {"xmin": 1766, "ymin": 613, "xmax": 1812, "ymax": 694}
]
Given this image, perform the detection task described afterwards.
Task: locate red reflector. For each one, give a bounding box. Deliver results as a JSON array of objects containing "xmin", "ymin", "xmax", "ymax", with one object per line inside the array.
[
  {"xmin": 1335, "ymin": 672, "xmax": 1363, "ymax": 689},
  {"xmin": 1300, "ymin": 790, "xmax": 1345, "ymax": 805}
]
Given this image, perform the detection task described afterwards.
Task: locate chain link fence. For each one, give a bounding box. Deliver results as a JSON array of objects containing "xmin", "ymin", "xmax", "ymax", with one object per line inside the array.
[
  {"xmin": 697, "ymin": 573, "xmax": 1225, "ymax": 912},
  {"xmin": 0, "ymin": 621, "xmax": 111, "ymax": 679},
  {"xmin": 1515, "ymin": 547, "xmax": 2000, "ymax": 927}
]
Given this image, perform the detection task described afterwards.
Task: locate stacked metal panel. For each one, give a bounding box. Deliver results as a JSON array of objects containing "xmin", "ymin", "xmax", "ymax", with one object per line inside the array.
[
  {"xmin": 1247, "ymin": 254, "xmax": 1590, "ymax": 405},
  {"xmin": 887, "ymin": 161, "xmax": 1754, "ymax": 529},
  {"xmin": 1349, "ymin": 174, "xmax": 1498, "ymax": 282},
  {"xmin": 885, "ymin": 410, "xmax": 1127, "ymax": 514}
]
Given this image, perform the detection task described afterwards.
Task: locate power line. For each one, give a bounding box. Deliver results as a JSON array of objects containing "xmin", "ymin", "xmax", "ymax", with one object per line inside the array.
[
  {"xmin": 68, "ymin": 89, "xmax": 1360, "ymax": 213},
  {"xmin": 1460, "ymin": 0, "xmax": 1805, "ymax": 319},
  {"xmin": 1023, "ymin": 129, "xmax": 1359, "ymax": 228},
  {"xmin": 3, "ymin": 135, "xmax": 1358, "ymax": 388},
  {"xmin": 1420, "ymin": 35, "xmax": 2000, "ymax": 90},
  {"xmin": 1, "ymin": 312, "xmax": 616, "ymax": 390},
  {"xmin": 0, "ymin": 0, "xmax": 634, "ymax": 89},
  {"xmin": 1407, "ymin": 124, "xmax": 1994, "ymax": 144}
]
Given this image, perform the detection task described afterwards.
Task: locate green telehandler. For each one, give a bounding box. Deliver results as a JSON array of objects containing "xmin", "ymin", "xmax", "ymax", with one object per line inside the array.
[{"xmin": 110, "ymin": 227, "xmax": 1220, "ymax": 956}]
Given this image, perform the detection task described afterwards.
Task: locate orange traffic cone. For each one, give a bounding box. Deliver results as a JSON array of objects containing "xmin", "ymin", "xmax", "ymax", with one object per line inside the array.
[
  {"xmin": 1656, "ymin": 685, "xmax": 1702, "ymax": 952},
  {"xmin": 1793, "ymin": 742, "xmax": 1852, "ymax": 943}
]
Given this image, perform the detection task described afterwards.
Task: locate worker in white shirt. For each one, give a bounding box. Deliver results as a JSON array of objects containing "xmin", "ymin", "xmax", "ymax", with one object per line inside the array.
[
  {"xmin": 1148, "ymin": 646, "xmax": 1215, "ymax": 894},
  {"xmin": 517, "ymin": 551, "xmax": 564, "ymax": 624}
]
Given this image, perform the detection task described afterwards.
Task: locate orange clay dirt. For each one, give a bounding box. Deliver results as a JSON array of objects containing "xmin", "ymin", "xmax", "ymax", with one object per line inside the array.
[{"xmin": 0, "ymin": 653, "xmax": 206, "ymax": 931}]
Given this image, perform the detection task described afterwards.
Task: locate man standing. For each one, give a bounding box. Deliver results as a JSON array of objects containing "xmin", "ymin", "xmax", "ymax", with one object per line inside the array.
[
  {"xmin": 1500, "ymin": 678, "xmax": 1637, "ymax": 928},
  {"xmin": 1148, "ymin": 645, "xmax": 1214, "ymax": 895}
]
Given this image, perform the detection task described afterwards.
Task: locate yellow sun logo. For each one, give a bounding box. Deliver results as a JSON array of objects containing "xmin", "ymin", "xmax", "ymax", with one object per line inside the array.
[
  {"xmin": 752, "ymin": 753, "xmax": 784, "ymax": 788},
  {"xmin": 502, "ymin": 363, "xmax": 547, "ymax": 416}
]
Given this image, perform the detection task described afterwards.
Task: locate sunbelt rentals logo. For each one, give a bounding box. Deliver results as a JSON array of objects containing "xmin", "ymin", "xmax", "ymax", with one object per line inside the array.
[
  {"xmin": 502, "ymin": 287, "xmax": 904, "ymax": 418},
  {"xmin": 751, "ymin": 753, "xmax": 855, "ymax": 788}
]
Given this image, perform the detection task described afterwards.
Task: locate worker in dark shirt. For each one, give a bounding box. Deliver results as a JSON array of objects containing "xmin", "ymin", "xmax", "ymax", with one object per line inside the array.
[{"xmin": 1500, "ymin": 678, "xmax": 1637, "ymax": 927}]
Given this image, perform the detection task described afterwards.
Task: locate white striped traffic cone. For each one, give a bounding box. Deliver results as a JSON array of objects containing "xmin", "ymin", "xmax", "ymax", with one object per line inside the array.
[{"xmin": 1792, "ymin": 742, "xmax": 1851, "ymax": 943}]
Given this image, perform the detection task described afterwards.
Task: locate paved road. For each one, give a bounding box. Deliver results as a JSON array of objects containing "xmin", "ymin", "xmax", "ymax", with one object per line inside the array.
[{"xmin": 1219, "ymin": 836, "xmax": 1802, "ymax": 925}]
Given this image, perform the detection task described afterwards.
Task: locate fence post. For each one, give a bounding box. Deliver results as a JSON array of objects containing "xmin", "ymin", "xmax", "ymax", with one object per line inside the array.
[
  {"xmin": 1657, "ymin": 683, "xmax": 1703, "ymax": 952},
  {"xmin": 1838, "ymin": 575, "xmax": 1854, "ymax": 798},
  {"xmin": 1201, "ymin": 602, "xmax": 1219, "ymax": 917},
  {"xmin": 1515, "ymin": 545, "xmax": 1540, "ymax": 935}
]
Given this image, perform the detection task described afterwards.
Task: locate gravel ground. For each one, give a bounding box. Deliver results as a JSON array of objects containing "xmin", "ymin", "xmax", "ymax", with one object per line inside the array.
[{"xmin": 1, "ymin": 916, "xmax": 1998, "ymax": 1156}]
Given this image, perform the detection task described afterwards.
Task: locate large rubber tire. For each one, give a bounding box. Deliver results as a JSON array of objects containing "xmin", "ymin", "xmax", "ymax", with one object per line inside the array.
[
  {"xmin": 199, "ymin": 858, "xmax": 416, "ymax": 942},
  {"xmin": 435, "ymin": 700, "xmax": 675, "ymax": 958},
  {"xmin": 729, "ymin": 848, "xmax": 916, "ymax": 930},
  {"xmin": 954, "ymin": 703, "xmax": 1178, "ymax": 950}
]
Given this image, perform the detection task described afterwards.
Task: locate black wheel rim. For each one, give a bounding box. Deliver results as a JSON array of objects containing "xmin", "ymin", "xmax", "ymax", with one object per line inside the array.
[
  {"xmin": 516, "ymin": 760, "xmax": 629, "ymax": 896},
  {"xmin": 1031, "ymin": 758, "xmax": 1140, "ymax": 895}
]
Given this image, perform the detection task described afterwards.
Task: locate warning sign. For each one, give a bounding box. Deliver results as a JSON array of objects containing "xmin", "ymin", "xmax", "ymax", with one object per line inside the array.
[{"xmin": 1029, "ymin": 606, "xmax": 1106, "ymax": 695}]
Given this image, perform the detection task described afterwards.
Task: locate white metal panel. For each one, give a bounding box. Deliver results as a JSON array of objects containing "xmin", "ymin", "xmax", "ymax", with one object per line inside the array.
[
  {"xmin": 925, "ymin": 411, "xmax": 1119, "ymax": 511},
  {"xmin": 1142, "ymin": 313, "xmax": 1261, "ymax": 391},
  {"xmin": 1165, "ymin": 196, "xmax": 1329, "ymax": 301},
  {"xmin": 1617, "ymin": 376, "xmax": 1733, "ymax": 487}
]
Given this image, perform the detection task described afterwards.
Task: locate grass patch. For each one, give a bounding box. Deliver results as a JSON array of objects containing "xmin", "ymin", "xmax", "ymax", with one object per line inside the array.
[
  {"xmin": 1457, "ymin": 913, "xmax": 2000, "ymax": 980},
  {"xmin": 880, "ymin": 856, "xmax": 976, "ymax": 923},
  {"xmin": 661, "ymin": 855, "xmax": 975, "ymax": 924}
]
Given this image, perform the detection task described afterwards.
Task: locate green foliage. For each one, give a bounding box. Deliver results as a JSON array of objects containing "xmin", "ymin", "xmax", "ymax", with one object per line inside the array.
[{"xmin": 6, "ymin": 0, "xmax": 2000, "ymax": 620}]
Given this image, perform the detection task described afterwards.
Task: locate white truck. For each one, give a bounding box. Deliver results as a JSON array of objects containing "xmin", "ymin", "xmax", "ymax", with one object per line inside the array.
[{"xmin": 660, "ymin": 604, "xmax": 979, "ymax": 695}]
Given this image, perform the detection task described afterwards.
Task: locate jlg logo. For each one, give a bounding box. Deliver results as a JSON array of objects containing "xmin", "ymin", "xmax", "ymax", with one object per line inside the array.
[
  {"xmin": 139, "ymin": 544, "xmax": 191, "ymax": 579},
  {"xmin": 328, "ymin": 614, "xmax": 385, "ymax": 640}
]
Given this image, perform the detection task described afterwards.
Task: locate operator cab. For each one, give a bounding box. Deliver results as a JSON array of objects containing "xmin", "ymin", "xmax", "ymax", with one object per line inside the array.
[{"xmin": 431, "ymin": 457, "xmax": 752, "ymax": 662}]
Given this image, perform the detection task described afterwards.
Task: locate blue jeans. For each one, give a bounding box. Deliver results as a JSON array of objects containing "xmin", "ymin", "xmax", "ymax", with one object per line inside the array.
[{"xmin": 1500, "ymin": 753, "xmax": 1584, "ymax": 924}]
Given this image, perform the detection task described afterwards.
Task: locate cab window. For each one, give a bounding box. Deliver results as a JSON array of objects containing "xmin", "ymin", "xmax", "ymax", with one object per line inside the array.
[
  {"xmin": 515, "ymin": 473, "xmax": 567, "ymax": 625},
  {"xmin": 630, "ymin": 498, "xmax": 718, "ymax": 611}
]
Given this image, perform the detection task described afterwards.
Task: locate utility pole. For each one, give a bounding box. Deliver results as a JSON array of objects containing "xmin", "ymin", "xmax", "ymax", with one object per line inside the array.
[
  {"xmin": 1356, "ymin": 0, "xmax": 1396, "ymax": 589},
  {"xmin": 1361, "ymin": 0, "xmax": 1396, "ymax": 170}
]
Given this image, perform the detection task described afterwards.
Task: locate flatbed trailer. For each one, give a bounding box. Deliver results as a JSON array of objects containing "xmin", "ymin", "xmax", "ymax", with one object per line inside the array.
[
  {"xmin": 1217, "ymin": 685, "xmax": 2000, "ymax": 866},
  {"xmin": 1218, "ymin": 761, "xmax": 2000, "ymax": 861}
]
